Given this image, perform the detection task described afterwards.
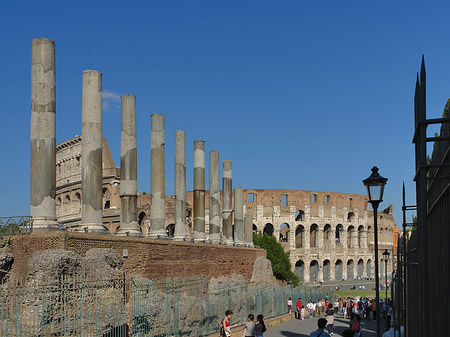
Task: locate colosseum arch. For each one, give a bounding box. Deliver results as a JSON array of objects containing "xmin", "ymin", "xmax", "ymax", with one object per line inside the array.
[
  {"xmin": 166, "ymin": 224, "xmax": 175, "ymax": 237},
  {"xmin": 102, "ymin": 187, "xmax": 111, "ymax": 209},
  {"xmin": 323, "ymin": 224, "xmax": 332, "ymax": 247},
  {"xmin": 56, "ymin": 197, "xmax": 62, "ymax": 217},
  {"xmin": 310, "ymin": 224, "xmax": 319, "ymax": 248},
  {"xmin": 366, "ymin": 259, "xmax": 372, "ymax": 278},
  {"xmin": 263, "ymin": 223, "xmax": 274, "ymax": 236},
  {"xmin": 323, "ymin": 260, "xmax": 331, "ymax": 281},
  {"xmin": 335, "ymin": 259, "xmax": 343, "ymax": 280},
  {"xmin": 252, "ymin": 224, "xmax": 258, "ymax": 233},
  {"xmin": 347, "ymin": 211, "xmax": 355, "ymax": 222},
  {"xmin": 295, "ymin": 225, "xmax": 305, "ymax": 248},
  {"xmin": 347, "ymin": 259, "xmax": 354, "ymax": 280},
  {"xmin": 335, "ymin": 224, "xmax": 344, "ymax": 244},
  {"xmin": 295, "ymin": 210, "xmax": 304, "ymax": 221},
  {"xmin": 347, "ymin": 225, "xmax": 355, "ymax": 248},
  {"xmin": 309, "ymin": 260, "xmax": 319, "ymax": 282},
  {"xmin": 279, "ymin": 223, "xmax": 290, "ymax": 242},
  {"xmin": 367, "ymin": 226, "xmax": 373, "ymax": 245},
  {"xmin": 295, "ymin": 260, "xmax": 304, "ymax": 282},
  {"xmin": 357, "ymin": 259, "xmax": 364, "ymax": 278},
  {"xmin": 64, "ymin": 194, "xmax": 71, "ymax": 214},
  {"xmin": 358, "ymin": 225, "xmax": 364, "ymax": 247},
  {"xmin": 74, "ymin": 192, "xmax": 81, "ymax": 213}
]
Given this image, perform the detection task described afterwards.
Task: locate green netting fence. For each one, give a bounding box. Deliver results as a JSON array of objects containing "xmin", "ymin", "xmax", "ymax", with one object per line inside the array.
[{"xmin": 0, "ymin": 273, "xmax": 325, "ymax": 336}]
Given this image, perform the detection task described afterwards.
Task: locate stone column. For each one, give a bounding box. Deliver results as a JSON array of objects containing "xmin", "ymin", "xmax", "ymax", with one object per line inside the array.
[
  {"xmin": 222, "ymin": 160, "xmax": 233, "ymax": 243},
  {"xmin": 209, "ymin": 150, "xmax": 220, "ymax": 243},
  {"xmin": 244, "ymin": 213, "xmax": 254, "ymax": 246},
  {"xmin": 81, "ymin": 70, "xmax": 104, "ymax": 233},
  {"xmin": 149, "ymin": 114, "xmax": 166, "ymax": 238},
  {"xmin": 234, "ymin": 188, "xmax": 244, "ymax": 243},
  {"xmin": 173, "ymin": 130, "xmax": 187, "ymax": 241},
  {"xmin": 30, "ymin": 38, "xmax": 58, "ymax": 232},
  {"xmin": 193, "ymin": 140, "xmax": 206, "ymax": 242},
  {"xmin": 117, "ymin": 95, "xmax": 139, "ymax": 236}
]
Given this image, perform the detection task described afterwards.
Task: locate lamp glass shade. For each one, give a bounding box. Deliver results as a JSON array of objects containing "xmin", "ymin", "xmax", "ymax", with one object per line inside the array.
[
  {"xmin": 382, "ymin": 249, "xmax": 390, "ymax": 262},
  {"xmin": 362, "ymin": 166, "xmax": 388, "ymax": 203}
]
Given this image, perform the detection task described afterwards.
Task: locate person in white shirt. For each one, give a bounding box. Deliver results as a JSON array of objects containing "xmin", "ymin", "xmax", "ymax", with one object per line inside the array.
[{"xmin": 307, "ymin": 301, "xmax": 314, "ymax": 318}]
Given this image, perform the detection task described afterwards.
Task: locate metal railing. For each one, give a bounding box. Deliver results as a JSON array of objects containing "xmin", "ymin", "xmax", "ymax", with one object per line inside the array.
[
  {"xmin": 0, "ymin": 273, "xmax": 325, "ymax": 336},
  {"xmin": 0, "ymin": 216, "xmax": 33, "ymax": 240}
]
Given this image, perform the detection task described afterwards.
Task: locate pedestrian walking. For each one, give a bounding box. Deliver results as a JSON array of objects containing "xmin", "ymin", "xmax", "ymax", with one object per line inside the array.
[
  {"xmin": 244, "ymin": 314, "xmax": 256, "ymax": 337},
  {"xmin": 255, "ymin": 314, "xmax": 266, "ymax": 337},
  {"xmin": 296, "ymin": 298, "xmax": 302, "ymax": 319},
  {"xmin": 325, "ymin": 303, "xmax": 335, "ymax": 336},
  {"xmin": 309, "ymin": 318, "xmax": 331, "ymax": 337},
  {"xmin": 221, "ymin": 310, "xmax": 238, "ymax": 337}
]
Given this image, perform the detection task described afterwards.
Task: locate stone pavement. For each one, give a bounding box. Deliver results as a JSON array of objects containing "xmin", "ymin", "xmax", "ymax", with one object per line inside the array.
[{"xmin": 264, "ymin": 312, "xmax": 380, "ymax": 337}]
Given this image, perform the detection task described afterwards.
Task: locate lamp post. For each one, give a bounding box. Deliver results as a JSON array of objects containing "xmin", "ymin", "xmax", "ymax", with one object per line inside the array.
[
  {"xmin": 363, "ymin": 166, "xmax": 388, "ymax": 337},
  {"xmin": 383, "ymin": 249, "xmax": 390, "ymax": 301}
]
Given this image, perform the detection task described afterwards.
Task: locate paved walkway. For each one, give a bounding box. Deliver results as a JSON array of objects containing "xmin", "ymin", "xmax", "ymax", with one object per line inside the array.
[{"xmin": 264, "ymin": 312, "xmax": 380, "ymax": 337}]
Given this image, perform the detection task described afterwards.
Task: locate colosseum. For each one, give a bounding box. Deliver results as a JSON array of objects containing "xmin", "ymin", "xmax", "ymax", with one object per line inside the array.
[{"xmin": 56, "ymin": 136, "xmax": 395, "ymax": 282}]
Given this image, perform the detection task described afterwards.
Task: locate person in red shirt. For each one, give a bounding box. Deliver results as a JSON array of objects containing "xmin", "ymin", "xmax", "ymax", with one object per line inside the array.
[{"xmin": 296, "ymin": 298, "xmax": 302, "ymax": 319}]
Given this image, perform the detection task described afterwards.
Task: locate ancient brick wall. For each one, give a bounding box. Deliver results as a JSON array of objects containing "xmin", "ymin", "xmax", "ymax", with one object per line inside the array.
[{"xmin": 9, "ymin": 232, "xmax": 265, "ymax": 281}]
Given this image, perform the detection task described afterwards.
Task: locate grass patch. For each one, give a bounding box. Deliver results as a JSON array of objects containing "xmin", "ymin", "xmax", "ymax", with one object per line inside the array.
[{"xmin": 333, "ymin": 290, "xmax": 391, "ymax": 299}]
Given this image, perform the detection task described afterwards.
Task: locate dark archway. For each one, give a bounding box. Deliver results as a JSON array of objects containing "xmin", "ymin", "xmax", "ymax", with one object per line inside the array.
[
  {"xmin": 310, "ymin": 224, "xmax": 319, "ymax": 248},
  {"xmin": 263, "ymin": 223, "xmax": 274, "ymax": 236},
  {"xmin": 295, "ymin": 210, "xmax": 304, "ymax": 221},
  {"xmin": 358, "ymin": 225, "xmax": 364, "ymax": 247},
  {"xmin": 295, "ymin": 225, "xmax": 305, "ymax": 248},
  {"xmin": 357, "ymin": 259, "xmax": 364, "ymax": 278},
  {"xmin": 347, "ymin": 225, "xmax": 355, "ymax": 248},
  {"xmin": 166, "ymin": 224, "xmax": 175, "ymax": 237},
  {"xmin": 323, "ymin": 260, "xmax": 331, "ymax": 281},
  {"xmin": 323, "ymin": 224, "xmax": 332, "ymax": 247},
  {"xmin": 252, "ymin": 224, "xmax": 258, "ymax": 233},
  {"xmin": 335, "ymin": 224, "xmax": 343, "ymax": 244},
  {"xmin": 366, "ymin": 259, "xmax": 372, "ymax": 278},
  {"xmin": 295, "ymin": 260, "xmax": 304, "ymax": 282},
  {"xmin": 347, "ymin": 259, "xmax": 354, "ymax": 280},
  {"xmin": 335, "ymin": 260, "xmax": 343, "ymax": 280},
  {"xmin": 138, "ymin": 212, "xmax": 146, "ymax": 226},
  {"xmin": 310, "ymin": 260, "xmax": 319, "ymax": 283}
]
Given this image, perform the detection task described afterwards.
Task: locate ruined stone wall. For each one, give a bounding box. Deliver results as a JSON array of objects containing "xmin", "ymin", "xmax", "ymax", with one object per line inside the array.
[{"xmin": 9, "ymin": 232, "xmax": 265, "ymax": 281}]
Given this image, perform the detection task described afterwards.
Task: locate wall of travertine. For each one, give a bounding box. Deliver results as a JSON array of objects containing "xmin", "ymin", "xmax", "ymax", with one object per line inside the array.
[{"xmin": 9, "ymin": 232, "xmax": 265, "ymax": 281}]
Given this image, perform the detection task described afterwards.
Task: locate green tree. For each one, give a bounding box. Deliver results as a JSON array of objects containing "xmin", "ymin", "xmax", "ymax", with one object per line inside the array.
[{"xmin": 253, "ymin": 232, "xmax": 299, "ymax": 286}]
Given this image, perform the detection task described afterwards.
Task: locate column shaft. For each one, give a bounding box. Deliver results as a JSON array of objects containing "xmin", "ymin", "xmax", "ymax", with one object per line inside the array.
[
  {"xmin": 30, "ymin": 38, "xmax": 58, "ymax": 231},
  {"xmin": 149, "ymin": 114, "xmax": 166, "ymax": 238},
  {"xmin": 234, "ymin": 187, "xmax": 244, "ymax": 243},
  {"xmin": 193, "ymin": 141, "xmax": 205, "ymax": 241},
  {"xmin": 244, "ymin": 213, "xmax": 253, "ymax": 246},
  {"xmin": 209, "ymin": 150, "xmax": 220, "ymax": 243},
  {"xmin": 222, "ymin": 160, "xmax": 233, "ymax": 243},
  {"xmin": 118, "ymin": 95, "xmax": 139, "ymax": 235},
  {"xmin": 173, "ymin": 130, "xmax": 187, "ymax": 240},
  {"xmin": 81, "ymin": 70, "xmax": 104, "ymax": 232}
]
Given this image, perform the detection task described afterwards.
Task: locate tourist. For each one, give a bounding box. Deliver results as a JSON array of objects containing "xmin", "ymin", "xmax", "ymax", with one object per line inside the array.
[
  {"xmin": 307, "ymin": 300, "xmax": 314, "ymax": 318},
  {"xmin": 309, "ymin": 318, "xmax": 331, "ymax": 337},
  {"xmin": 288, "ymin": 296, "xmax": 292, "ymax": 313},
  {"xmin": 325, "ymin": 303, "xmax": 335, "ymax": 336},
  {"xmin": 334, "ymin": 299, "xmax": 339, "ymax": 313},
  {"xmin": 222, "ymin": 310, "xmax": 238, "ymax": 337},
  {"xmin": 301, "ymin": 306, "xmax": 306, "ymax": 320},
  {"xmin": 371, "ymin": 298, "xmax": 377, "ymax": 321},
  {"xmin": 244, "ymin": 314, "xmax": 256, "ymax": 337},
  {"xmin": 350, "ymin": 314, "xmax": 362, "ymax": 337},
  {"xmin": 255, "ymin": 314, "xmax": 266, "ymax": 337},
  {"xmin": 296, "ymin": 298, "xmax": 302, "ymax": 319},
  {"xmin": 317, "ymin": 299, "xmax": 324, "ymax": 316}
]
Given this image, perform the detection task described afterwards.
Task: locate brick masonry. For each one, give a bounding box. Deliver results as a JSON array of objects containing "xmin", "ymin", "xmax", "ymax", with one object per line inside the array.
[{"xmin": 9, "ymin": 232, "xmax": 265, "ymax": 280}]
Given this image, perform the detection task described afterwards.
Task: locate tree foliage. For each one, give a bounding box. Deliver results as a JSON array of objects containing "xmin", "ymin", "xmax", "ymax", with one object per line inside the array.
[{"xmin": 253, "ymin": 232, "xmax": 299, "ymax": 286}]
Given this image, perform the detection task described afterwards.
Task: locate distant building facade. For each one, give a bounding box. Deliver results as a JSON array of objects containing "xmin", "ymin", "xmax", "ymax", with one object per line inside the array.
[{"xmin": 56, "ymin": 136, "xmax": 395, "ymax": 280}]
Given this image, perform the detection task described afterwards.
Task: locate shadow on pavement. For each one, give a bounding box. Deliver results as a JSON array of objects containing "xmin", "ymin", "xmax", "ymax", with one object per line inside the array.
[{"xmin": 279, "ymin": 331, "xmax": 310, "ymax": 337}]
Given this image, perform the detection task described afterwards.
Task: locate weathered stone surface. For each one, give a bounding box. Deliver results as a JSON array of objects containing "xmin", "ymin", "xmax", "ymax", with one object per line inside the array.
[
  {"xmin": 28, "ymin": 249, "xmax": 83, "ymax": 279},
  {"xmin": 0, "ymin": 253, "xmax": 13, "ymax": 281},
  {"xmin": 249, "ymin": 256, "xmax": 277, "ymax": 285},
  {"xmin": 83, "ymin": 248, "xmax": 123, "ymax": 277}
]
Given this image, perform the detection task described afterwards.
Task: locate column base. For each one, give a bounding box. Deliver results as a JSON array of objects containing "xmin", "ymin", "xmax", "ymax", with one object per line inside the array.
[
  {"xmin": 148, "ymin": 231, "xmax": 167, "ymax": 239},
  {"xmin": 116, "ymin": 229, "xmax": 141, "ymax": 237},
  {"xmin": 80, "ymin": 223, "xmax": 107, "ymax": 234},
  {"xmin": 173, "ymin": 235, "xmax": 188, "ymax": 241},
  {"xmin": 209, "ymin": 234, "xmax": 220, "ymax": 244},
  {"xmin": 31, "ymin": 217, "xmax": 59, "ymax": 232}
]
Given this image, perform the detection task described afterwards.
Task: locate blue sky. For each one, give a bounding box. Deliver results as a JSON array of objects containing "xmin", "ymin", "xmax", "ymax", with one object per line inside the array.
[{"xmin": 2, "ymin": 0, "xmax": 450, "ymax": 225}]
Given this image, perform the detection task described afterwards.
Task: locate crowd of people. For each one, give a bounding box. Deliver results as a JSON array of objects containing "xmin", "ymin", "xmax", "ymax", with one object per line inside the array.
[{"xmin": 220, "ymin": 296, "xmax": 395, "ymax": 337}]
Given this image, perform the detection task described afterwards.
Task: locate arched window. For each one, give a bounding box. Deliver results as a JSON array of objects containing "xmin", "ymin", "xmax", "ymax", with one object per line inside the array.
[
  {"xmin": 358, "ymin": 225, "xmax": 364, "ymax": 247},
  {"xmin": 263, "ymin": 223, "xmax": 274, "ymax": 236},
  {"xmin": 166, "ymin": 224, "xmax": 175, "ymax": 237},
  {"xmin": 295, "ymin": 260, "xmax": 304, "ymax": 281},
  {"xmin": 347, "ymin": 225, "xmax": 355, "ymax": 248},
  {"xmin": 279, "ymin": 223, "xmax": 290, "ymax": 242},
  {"xmin": 323, "ymin": 224, "xmax": 332, "ymax": 246},
  {"xmin": 295, "ymin": 225, "xmax": 305, "ymax": 248},
  {"xmin": 335, "ymin": 224, "xmax": 343, "ymax": 244},
  {"xmin": 309, "ymin": 260, "xmax": 319, "ymax": 282},
  {"xmin": 310, "ymin": 224, "xmax": 319, "ymax": 248}
]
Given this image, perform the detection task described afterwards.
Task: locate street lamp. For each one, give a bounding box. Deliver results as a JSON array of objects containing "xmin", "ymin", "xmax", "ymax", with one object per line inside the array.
[
  {"xmin": 383, "ymin": 249, "xmax": 390, "ymax": 300},
  {"xmin": 363, "ymin": 166, "xmax": 388, "ymax": 337}
]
